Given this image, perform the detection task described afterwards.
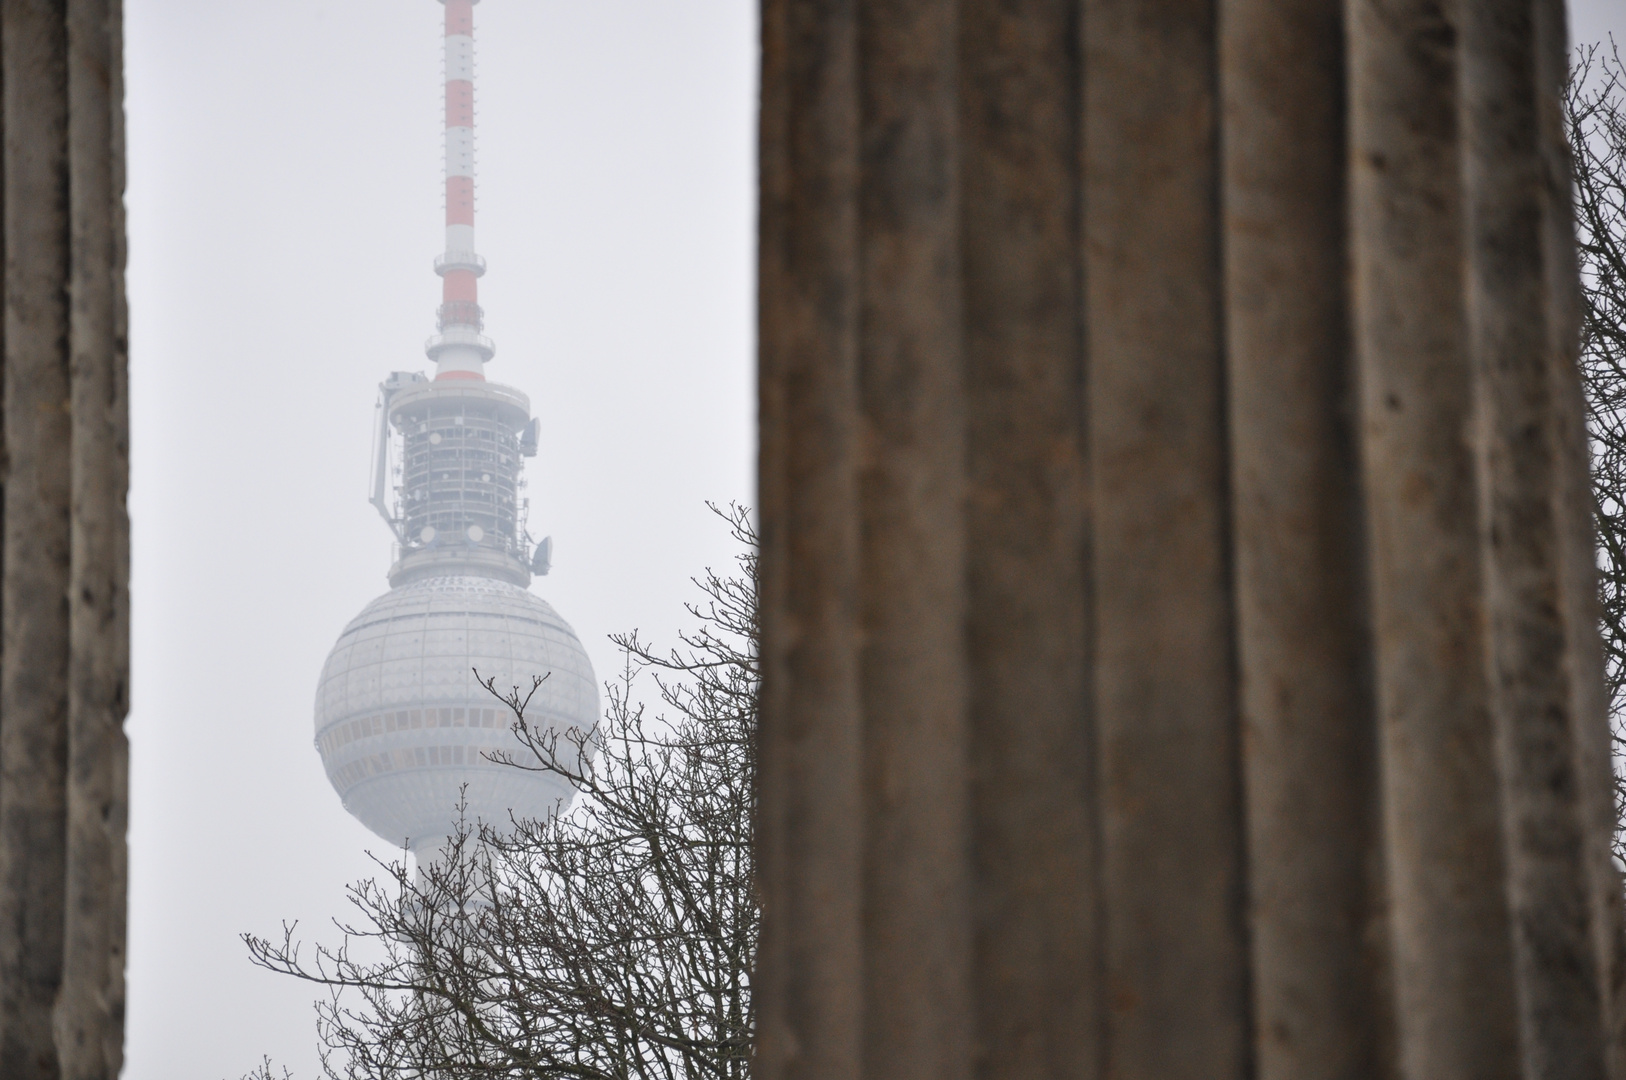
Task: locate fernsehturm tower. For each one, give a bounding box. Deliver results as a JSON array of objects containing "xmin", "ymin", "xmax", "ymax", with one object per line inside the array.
[{"xmin": 314, "ymin": 0, "xmax": 598, "ymax": 862}]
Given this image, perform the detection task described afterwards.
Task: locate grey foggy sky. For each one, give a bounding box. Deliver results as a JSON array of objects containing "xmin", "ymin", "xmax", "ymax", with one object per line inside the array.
[{"xmin": 124, "ymin": 2, "xmax": 1624, "ymax": 1078}]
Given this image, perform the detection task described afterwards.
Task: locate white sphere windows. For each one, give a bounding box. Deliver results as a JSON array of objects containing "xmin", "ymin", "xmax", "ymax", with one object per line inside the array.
[{"xmin": 314, "ymin": 575, "xmax": 600, "ymax": 849}]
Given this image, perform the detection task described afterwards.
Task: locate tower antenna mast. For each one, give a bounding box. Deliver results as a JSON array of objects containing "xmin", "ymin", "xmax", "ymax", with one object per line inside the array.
[{"xmin": 429, "ymin": 0, "xmax": 493, "ymax": 381}]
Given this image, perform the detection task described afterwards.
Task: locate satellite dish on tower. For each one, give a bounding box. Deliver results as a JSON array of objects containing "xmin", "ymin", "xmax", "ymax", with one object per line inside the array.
[{"xmin": 532, "ymin": 535, "xmax": 553, "ymax": 576}]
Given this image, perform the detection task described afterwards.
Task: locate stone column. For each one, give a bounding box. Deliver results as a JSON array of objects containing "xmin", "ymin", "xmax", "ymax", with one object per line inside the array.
[
  {"xmin": 0, "ymin": 1, "xmax": 130, "ymax": 1077},
  {"xmin": 756, "ymin": 0, "xmax": 1623, "ymax": 1077}
]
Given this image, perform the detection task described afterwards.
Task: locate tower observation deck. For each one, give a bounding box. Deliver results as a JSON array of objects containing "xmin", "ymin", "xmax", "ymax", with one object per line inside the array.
[{"xmin": 314, "ymin": 0, "xmax": 598, "ymax": 863}]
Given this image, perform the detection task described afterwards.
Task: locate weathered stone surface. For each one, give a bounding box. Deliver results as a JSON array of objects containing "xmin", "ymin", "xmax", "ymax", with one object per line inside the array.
[
  {"xmin": 0, "ymin": 0, "xmax": 129, "ymax": 1076},
  {"xmin": 757, "ymin": 0, "xmax": 1621, "ymax": 1076}
]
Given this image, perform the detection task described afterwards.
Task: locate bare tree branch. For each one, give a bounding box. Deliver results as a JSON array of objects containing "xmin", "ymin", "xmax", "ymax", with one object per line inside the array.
[
  {"xmin": 245, "ymin": 505, "xmax": 760, "ymax": 1080},
  {"xmin": 1569, "ymin": 41, "xmax": 1626, "ymax": 863}
]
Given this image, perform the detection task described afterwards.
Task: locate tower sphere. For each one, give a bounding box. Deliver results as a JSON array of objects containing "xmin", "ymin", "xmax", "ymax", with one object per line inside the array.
[{"xmin": 315, "ymin": 576, "xmax": 598, "ymax": 850}]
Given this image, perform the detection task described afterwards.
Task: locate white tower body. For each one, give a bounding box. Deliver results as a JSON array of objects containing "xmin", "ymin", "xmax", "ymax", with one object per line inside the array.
[{"xmin": 316, "ymin": 0, "xmax": 597, "ymax": 860}]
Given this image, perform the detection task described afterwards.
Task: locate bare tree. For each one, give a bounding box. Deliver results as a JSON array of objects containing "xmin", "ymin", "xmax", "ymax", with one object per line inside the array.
[
  {"xmin": 245, "ymin": 505, "xmax": 759, "ymax": 1080},
  {"xmin": 1570, "ymin": 42, "xmax": 1626, "ymax": 859}
]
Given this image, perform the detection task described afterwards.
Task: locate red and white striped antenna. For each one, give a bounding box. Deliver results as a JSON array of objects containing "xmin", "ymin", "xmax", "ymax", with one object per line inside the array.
[{"xmin": 428, "ymin": 0, "xmax": 493, "ymax": 381}]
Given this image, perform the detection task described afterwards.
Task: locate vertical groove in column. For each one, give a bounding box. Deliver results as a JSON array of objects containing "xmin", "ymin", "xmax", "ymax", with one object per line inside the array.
[
  {"xmin": 856, "ymin": 4, "xmax": 971, "ymax": 1079},
  {"xmin": 1081, "ymin": 0, "xmax": 1249, "ymax": 1074},
  {"xmin": 1218, "ymin": 0, "xmax": 1391, "ymax": 1074},
  {"xmin": 1461, "ymin": 0, "xmax": 1607, "ymax": 1073},
  {"xmin": 1531, "ymin": 0, "xmax": 1626, "ymax": 1066},
  {"xmin": 60, "ymin": 0, "xmax": 127, "ymax": 1075},
  {"xmin": 756, "ymin": 2, "xmax": 864, "ymax": 1079},
  {"xmin": 959, "ymin": 2, "xmax": 1096, "ymax": 1079},
  {"xmin": 0, "ymin": 1, "xmax": 72, "ymax": 1076},
  {"xmin": 105, "ymin": 0, "xmax": 128, "ymax": 1063},
  {"xmin": 1345, "ymin": 0, "xmax": 1521, "ymax": 1075},
  {"xmin": 756, "ymin": 0, "xmax": 789, "ymax": 1068}
]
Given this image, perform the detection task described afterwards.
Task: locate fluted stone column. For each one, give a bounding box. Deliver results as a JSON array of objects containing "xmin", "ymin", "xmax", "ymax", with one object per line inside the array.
[
  {"xmin": 0, "ymin": 1, "xmax": 130, "ymax": 1078},
  {"xmin": 756, "ymin": 0, "xmax": 1623, "ymax": 1077}
]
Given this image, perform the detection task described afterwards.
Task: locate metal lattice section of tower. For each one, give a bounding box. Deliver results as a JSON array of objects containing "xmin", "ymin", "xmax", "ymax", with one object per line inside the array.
[{"xmin": 382, "ymin": 376, "xmax": 536, "ymax": 588}]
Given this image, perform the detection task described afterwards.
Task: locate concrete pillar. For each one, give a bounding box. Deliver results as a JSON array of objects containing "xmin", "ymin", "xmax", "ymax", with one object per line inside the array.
[
  {"xmin": 755, "ymin": 0, "xmax": 1623, "ymax": 1077},
  {"xmin": 0, "ymin": 1, "xmax": 129, "ymax": 1077}
]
